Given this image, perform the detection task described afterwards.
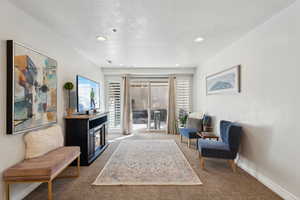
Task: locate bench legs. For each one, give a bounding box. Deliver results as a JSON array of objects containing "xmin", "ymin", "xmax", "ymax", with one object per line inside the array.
[
  {"xmin": 5, "ymin": 155, "xmax": 80, "ymax": 200},
  {"xmin": 6, "ymin": 181, "xmax": 53, "ymax": 200},
  {"xmin": 47, "ymin": 156, "xmax": 80, "ymax": 199},
  {"xmin": 56, "ymin": 156, "xmax": 81, "ymax": 179},
  {"xmin": 48, "ymin": 181, "xmax": 53, "ymax": 200},
  {"xmin": 6, "ymin": 182, "xmax": 10, "ymax": 200}
]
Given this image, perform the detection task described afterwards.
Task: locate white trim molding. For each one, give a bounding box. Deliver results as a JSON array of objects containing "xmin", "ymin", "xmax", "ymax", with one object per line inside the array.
[
  {"xmin": 102, "ymin": 67, "xmax": 196, "ymax": 76},
  {"xmin": 237, "ymin": 161, "xmax": 299, "ymax": 200}
]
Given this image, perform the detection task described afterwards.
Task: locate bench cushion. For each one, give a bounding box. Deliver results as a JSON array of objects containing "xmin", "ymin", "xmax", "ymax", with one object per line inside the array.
[{"xmin": 3, "ymin": 146, "xmax": 80, "ymax": 181}]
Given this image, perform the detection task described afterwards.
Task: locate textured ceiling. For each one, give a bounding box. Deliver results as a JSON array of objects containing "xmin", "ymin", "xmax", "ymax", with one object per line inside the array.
[{"xmin": 9, "ymin": 0, "xmax": 295, "ymax": 67}]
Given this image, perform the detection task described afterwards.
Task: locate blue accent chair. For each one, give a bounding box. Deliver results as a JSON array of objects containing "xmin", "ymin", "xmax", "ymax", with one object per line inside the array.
[
  {"xmin": 179, "ymin": 115, "xmax": 212, "ymax": 148},
  {"xmin": 179, "ymin": 128, "xmax": 200, "ymax": 148},
  {"xmin": 198, "ymin": 120, "xmax": 242, "ymax": 172}
]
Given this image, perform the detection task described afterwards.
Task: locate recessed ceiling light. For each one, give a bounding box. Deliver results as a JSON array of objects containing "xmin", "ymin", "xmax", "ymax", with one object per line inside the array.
[
  {"xmin": 194, "ymin": 37, "xmax": 204, "ymax": 43},
  {"xmin": 175, "ymin": 64, "xmax": 180, "ymax": 67},
  {"xmin": 96, "ymin": 36, "xmax": 107, "ymax": 41},
  {"xmin": 120, "ymin": 64, "xmax": 123, "ymax": 66}
]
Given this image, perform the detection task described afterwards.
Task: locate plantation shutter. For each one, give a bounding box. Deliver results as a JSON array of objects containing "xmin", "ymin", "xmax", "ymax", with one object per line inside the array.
[
  {"xmin": 108, "ymin": 82, "xmax": 121, "ymax": 128},
  {"xmin": 176, "ymin": 78, "xmax": 192, "ymax": 117}
]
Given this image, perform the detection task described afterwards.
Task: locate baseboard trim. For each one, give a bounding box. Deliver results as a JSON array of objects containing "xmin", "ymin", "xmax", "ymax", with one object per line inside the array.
[
  {"xmin": 237, "ymin": 162, "xmax": 299, "ymax": 200},
  {"xmin": 12, "ymin": 182, "xmax": 41, "ymax": 200}
]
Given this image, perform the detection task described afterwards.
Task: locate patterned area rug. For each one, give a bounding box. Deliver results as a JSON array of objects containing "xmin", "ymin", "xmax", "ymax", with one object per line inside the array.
[{"xmin": 93, "ymin": 139, "xmax": 202, "ymax": 185}]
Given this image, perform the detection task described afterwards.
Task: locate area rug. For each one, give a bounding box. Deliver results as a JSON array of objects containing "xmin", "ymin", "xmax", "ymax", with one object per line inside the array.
[{"xmin": 93, "ymin": 139, "xmax": 202, "ymax": 185}]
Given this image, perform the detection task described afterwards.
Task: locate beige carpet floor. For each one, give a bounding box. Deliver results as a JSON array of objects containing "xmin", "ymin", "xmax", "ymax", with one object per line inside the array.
[{"xmin": 25, "ymin": 133, "xmax": 282, "ymax": 200}]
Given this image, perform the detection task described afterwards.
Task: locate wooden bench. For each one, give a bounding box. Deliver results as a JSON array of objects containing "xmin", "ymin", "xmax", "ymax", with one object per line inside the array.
[{"xmin": 3, "ymin": 146, "xmax": 80, "ymax": 200}]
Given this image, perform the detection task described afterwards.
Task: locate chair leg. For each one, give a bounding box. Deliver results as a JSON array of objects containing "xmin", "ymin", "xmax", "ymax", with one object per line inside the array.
[
  {"xmin": 6, "ymin": 182, "xmax": 10, "ymax": 200},
  {"xmin": 233, "ymin": 162, "xmax": 237, "ymax": 172},
  {"xmin": 188, "ymin": 138, "xmax": 190, "ymax": 148},
  {"xmin": 228, "ymin": 160, "xmax": 237, "ymax": 172},
  {"xmin": 200, "ymin": 157, "xmax": 205, "ymax": 169},
  {"xmin": 77, "ymin": 156, "xmax": 80, "ymax": 177},
  {"xmin": 48, "ymin": 181, "xmax": 53, "ymax": 200}
]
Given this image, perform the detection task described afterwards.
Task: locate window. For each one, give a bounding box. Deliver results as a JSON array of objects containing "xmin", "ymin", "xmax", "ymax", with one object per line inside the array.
[
  {"xmin": 107, "ymin": 82, "xmax": 121, "ymax": 128},
  {"xmin": 176, "ymin": 77, "xmax": 192, "ymax": 118}
]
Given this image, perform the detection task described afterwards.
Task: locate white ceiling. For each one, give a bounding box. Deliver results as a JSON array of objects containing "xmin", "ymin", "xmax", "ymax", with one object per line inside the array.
[{"xmin": 9, "ymin": 0, "xmax": 295, "ymax": 68}]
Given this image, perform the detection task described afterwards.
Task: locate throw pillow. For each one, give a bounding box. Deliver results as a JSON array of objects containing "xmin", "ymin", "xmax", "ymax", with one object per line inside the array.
[{"xmin": 24, "ymin": 124, "xmax": 64, "ymax": 159}]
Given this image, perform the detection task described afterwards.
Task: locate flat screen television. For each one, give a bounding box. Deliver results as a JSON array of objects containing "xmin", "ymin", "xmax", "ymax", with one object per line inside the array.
[{"xmin": 76, "ymin": 75, "xmax": 100, "ymax": 113}]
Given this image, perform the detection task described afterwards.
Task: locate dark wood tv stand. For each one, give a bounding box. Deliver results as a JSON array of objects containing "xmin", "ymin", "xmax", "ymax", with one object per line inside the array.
[{"xmin": 65, "ymin": 112, "xmax": 109, "ymax": 166}]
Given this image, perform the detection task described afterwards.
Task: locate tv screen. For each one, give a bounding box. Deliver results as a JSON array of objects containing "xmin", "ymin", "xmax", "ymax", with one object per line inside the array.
[{"xmin": 76, "ymin": 75, "xmax": 100, "ymax": 112}]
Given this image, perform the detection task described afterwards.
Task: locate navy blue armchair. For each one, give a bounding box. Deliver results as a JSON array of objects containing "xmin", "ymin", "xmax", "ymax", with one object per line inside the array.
[
  {"xmin": 179, "ymin": 115, "xmax": 212, "ymax": 148},
  {"xmin": 197, "ymin": 120, "xmax": 242, "ymax": 172},
  {"xmin": 179, "ymin": 128, "xmax": 199, "ymax": 148}
]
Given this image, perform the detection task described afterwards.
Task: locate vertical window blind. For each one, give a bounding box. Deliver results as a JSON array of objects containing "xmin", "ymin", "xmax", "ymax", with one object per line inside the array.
[
  {"xmin": 107, "ymin": 82, "xmax": 121, "ymax": 128},
  {"xmin": 176, "ymin": 78, "xmax": 192, "ymax": 117}
]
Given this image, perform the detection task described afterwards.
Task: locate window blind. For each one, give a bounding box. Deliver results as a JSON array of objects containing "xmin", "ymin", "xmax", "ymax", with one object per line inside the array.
[
  {"xmin": 176, "ymin": 78, "xmax": 192, "ymax": 117},
  {"xmin": 107, "ymin": 82, "xmax": 121, "ymax": 128}
]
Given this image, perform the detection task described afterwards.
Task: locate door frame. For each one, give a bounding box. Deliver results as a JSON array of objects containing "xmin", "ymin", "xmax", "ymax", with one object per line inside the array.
[{"xmin": 130, "ymin": 78, "xmax": 168, "ymax": 132}]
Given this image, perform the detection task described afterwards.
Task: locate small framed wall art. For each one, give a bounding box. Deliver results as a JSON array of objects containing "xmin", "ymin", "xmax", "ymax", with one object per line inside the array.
[{"xmin": 206, "ymin": 65, "xmax": 241, "ymax": 95}]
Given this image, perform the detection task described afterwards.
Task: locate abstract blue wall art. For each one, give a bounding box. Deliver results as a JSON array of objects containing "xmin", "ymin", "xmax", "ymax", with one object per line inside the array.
[
  {"xmin": 206, "ymin": 65, "xmax": 241, "ymax": 95},
  {"xmin": 6, "ymin": 40, "xmax": 57, "ymax": 134}
]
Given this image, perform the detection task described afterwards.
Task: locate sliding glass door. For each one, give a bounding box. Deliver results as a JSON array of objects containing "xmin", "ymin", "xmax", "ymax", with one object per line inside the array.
[{"xmin": 130, "ymin": 79, "xmax": 168, "ymax": 132}]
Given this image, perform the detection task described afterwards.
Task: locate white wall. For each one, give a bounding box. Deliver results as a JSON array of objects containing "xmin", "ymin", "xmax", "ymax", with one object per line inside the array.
[
  {"xmin": 194, "ymin": 1, "xmax": 300, "ymax": 199},
  {"xmin": 0, "ymin": 0, "xmax": 104, "ymax": 199}
]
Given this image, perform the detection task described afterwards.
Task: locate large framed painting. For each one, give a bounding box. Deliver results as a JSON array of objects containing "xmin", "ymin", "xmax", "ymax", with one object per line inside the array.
[
  {"xmin": 6, "ymin": 40, "xmax": 57, "ymax": 134},
  {"xmin": 206, "ymin": 65, "xmax": 241, "ymax": 95}
]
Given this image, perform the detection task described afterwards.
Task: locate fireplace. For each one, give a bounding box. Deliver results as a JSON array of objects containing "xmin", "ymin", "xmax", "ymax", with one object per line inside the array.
[
  {"xmin": 94, "ymin": 127, "xmax": 101, "ymax": 151},
  {"xmin": 65, "ymin": 113, "xmax": 109, "ymax": 165}
]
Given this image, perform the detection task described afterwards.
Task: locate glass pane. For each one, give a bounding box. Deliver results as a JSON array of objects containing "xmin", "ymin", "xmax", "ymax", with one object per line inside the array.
[
  {"xmin": 131, "ymin": 81, "xmax": 149, "ymax": 131},
  {"xmin": 150, "ymin": 81, "xmax": 168, "ymax": 130}
]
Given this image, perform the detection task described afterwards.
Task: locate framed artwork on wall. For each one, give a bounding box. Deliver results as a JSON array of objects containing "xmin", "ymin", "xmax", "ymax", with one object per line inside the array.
[
  {"xmin": 206, "ymin": 65, "xmax": 241, "ymax": 95},
  {"xmin": 6, "ymin": 40, "xmax": 58, "ymax": 134}
]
